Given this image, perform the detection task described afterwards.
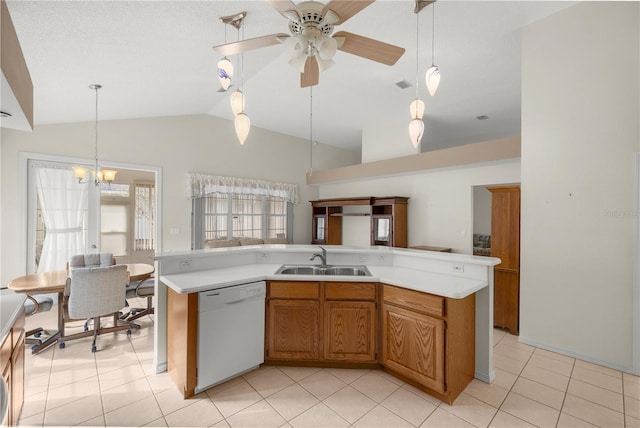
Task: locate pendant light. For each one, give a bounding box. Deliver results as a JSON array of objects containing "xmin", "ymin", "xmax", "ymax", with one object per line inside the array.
[
  {"xmin": 72, "ymin": 84, "xmax": 117, "ymax": 185},
  {"xmin": 425, "ymin": 1, "xmax": 441, "ymax": 96},
  {"xmin": 234, "ymin": 23, "xmax": 250, "ymax": 145},
  {"xmin": 408, "ymin": 10, "xmax": 424, "ymax": 149},
  {"xmin": 217, "ymin": 23, "xmax": 233, "ymax": 91}
]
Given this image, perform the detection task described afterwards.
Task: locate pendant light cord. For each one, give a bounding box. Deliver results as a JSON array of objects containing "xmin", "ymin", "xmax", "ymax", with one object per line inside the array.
[
  {"xmin": 93, "ymin": 85, "xmax": 99, "ymax": 172},
  {"xmin": 309, "ymin": 86, "xmax": 313, "ymax": 175},
  {"xmin": 431, "ymin": 0, "xmax": 436, "ymax": 66},
  {"xmin": 415, "ymin": 11, "xmax": 420, "ymax": 98}
]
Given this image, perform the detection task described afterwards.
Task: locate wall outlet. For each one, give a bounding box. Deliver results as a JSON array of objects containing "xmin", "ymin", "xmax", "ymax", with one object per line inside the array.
[
  {"xmin": 452, "ymin": 264, "xmax": 464, "ymax": 273},
  {"xmin": 170, "ymin": 227, "xmax": 180, "ymax": 235},
  {"xmin": 180, "ymin": 260, "xmax": 191, "ymax": 270},
  {"xmin": 259, "ymin": 253, "xmax": 270, "ymax": 261},
  {"xmin": 358, "ymin": 254, "xmax": 369, "ymax": 263}
]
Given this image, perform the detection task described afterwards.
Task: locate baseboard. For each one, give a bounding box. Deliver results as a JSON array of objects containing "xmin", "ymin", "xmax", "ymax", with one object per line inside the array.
[
  {"xmin": 518, "ymin": 336, "xmax": 638, "ymax": 375},
  {"xmin": 154, "ymin": 361, "xmax": 168, "ymax": 374},
  {"xmin": 474, "ymin": 370, "xmax": 495, "ymax": 384}
]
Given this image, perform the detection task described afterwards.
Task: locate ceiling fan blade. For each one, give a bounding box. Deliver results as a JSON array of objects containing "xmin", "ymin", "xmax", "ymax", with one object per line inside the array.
[
  {"xmin": 268, "ymin": 0, "xmax": 301, "ymax": 19},
  {"xmin": 301, "ymin": 57, "xmax": 319, "ymax": 88},
  {"xmin": 333, "ymin": 31, "xmax": 405, "ymax": 66},
  {"xmin": 212, "ymin": 33, "xmax": 289, "ymax": 56},
  {"xmin": 322, "ymin": 0, "xmax": 375, "ymax": 25}
]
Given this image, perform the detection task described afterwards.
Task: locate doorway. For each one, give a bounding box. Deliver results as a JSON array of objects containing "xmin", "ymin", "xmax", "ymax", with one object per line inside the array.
[{"xmin": 25, "ymin": 155, "xmax": 159, "ymax": 274}]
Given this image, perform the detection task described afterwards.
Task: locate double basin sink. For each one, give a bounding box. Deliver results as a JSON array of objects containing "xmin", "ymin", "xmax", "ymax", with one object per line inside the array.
[{"xmin": 275, "ymin": 264, "xmax": 372, "ymax": 277}]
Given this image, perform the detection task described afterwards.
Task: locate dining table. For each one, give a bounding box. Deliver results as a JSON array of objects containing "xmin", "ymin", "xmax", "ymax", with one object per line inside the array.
[{"xmin": 7, "ymin": 263, "xmax": 154, "ymax": 354}]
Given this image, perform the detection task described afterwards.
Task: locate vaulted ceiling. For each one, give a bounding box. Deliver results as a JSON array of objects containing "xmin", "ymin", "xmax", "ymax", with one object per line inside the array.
[{"xmin": 5, "ymin": 0, "xmax": 575, "ymax": 152}]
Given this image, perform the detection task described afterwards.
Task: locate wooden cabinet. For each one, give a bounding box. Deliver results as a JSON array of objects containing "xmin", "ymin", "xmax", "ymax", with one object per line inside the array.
[
  {"xmin": 381, "ymin": 284, "xmax": 475, "ymax": 405},
  {"xmin": 371, "ymin": 197, "xmax": 408, "ymax": 248},
  {"xmin": 488, "ymin": 186, "xmax": 520, "ymax": 335},
  {"xmin": 310, "ymin": 197, "xmax": 408, "ymax": 247},
  {"xmin": 324, "ymin": 282, "xmax": 377, "ymax": 362},
  {"xmin": 267, "ymin": 281, "xmax": 321, "ymax": 360},
  {"xmin": 266, "ymin": 281, "xmax": 377, "ymax": 365},
  {"xmin": 1, "ymin": 308, "xmax": 25, "ymax": 426},
  {"xmin": 166, "ymin": 287, "xmax": 198, "ymax": 399}
]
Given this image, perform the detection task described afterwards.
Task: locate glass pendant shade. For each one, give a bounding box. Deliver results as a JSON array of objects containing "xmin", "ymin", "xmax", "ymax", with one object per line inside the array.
[
  {"xmin": 408, "ymin": 118, "xmax": 424, "ymax": 149},
  {"xmin": 217, "ymin": 57, "xmax": 234, "ymax": 91},
  {"xmin": 317, "ymin": 37, "xmax": 338, "ymax": 60},
  {"xmin": 230, "ymin": 90, "xmax": 245, "ymax": 116},
  {"xmin": 101, "ymin": 169, "xmax": 117, "ymax": 183},
  {"xmin": 426, "ymin": 65, "xmax": 441, "ymax": 96},
  {"xmin": 410, "ymin": 98, "xmax": 425, "ymax": 119},
  {"xmin": 235, "ymin": 112, "xmax": 251, "ymax": 145},
  {"xmin": 72, "ymin": 166, "xmax": 89, "ymax": 181}
]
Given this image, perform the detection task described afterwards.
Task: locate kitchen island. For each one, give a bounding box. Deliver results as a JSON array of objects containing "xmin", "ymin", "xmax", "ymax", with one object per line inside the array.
[{"xmin": 154, "ymin": 245, "xmax": 500, "ymax": 403}]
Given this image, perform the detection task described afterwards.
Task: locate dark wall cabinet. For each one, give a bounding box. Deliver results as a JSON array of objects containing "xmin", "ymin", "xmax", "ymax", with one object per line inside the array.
[{"xmin": 310, "ymin": 197, "xmax": 408, "ymax": 247}]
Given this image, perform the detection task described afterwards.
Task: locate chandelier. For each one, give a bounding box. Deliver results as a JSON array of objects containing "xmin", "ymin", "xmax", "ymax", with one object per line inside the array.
[{"xmin": 72, "ymin": 84, "xmax": 117, "ymax": 185}]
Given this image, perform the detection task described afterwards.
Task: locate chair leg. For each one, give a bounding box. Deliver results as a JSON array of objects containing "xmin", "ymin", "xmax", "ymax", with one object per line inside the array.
[
  {"xmin": 91, "ymin": 317, "xmax": 99, "ymax": 353},
  {"xmin": 125, "ymin": 296, "xmax": 154, "ymax": 322}
]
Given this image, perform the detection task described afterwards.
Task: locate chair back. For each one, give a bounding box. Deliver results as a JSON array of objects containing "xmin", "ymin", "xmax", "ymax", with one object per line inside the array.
[
  {"xmin": 67, "ymin": 264, "xmax": 128, "ymax": 319},
  {"xmin": 69, "ymin": 253, "xmax": 115, "ymax": 269}
]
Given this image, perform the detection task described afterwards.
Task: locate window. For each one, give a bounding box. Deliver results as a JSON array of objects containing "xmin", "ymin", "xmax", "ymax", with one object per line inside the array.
[
  {"xmin": 134, "ymin": 183, "xmax": 155, "ymax": 251},
  {"xmin": 188, "ymin": 173, "xmax": 297, "ymax": 249},
  {"xmin": 193, "ymin": 194, "xmax": 291, "ymax": 248},
  {"xmin": 101, "ymin": 204, "xmax": 128, "ymax": 256}
]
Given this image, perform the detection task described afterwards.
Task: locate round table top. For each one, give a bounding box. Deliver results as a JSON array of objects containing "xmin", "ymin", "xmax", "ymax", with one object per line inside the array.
[{"xmin": 7, "ymin": 263, "xmax": 154, "ymax": 294}]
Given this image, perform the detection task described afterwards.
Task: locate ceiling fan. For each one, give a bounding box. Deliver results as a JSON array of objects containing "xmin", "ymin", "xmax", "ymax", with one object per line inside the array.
[{"xmin": 212, "ymin": 0, "xmax": 406, "ymax": 88}]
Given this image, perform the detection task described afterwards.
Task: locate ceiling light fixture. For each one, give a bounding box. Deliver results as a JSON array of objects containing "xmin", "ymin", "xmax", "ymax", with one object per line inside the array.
[
  {"xmin": 216, "ymin": 13, "xmax": 243, "ymax": 92},
  {"xmin": 409, "ymin": 8, "xmax": 425, "ymax": 149},
  {"xmin": 72, "ymin": 84, "xmax": 117, "ymax": 185},
  {"xmin": 425, "ymin": 0, "xmax": 441, "ymax": 96},
  {"xmin": 233, "ymin": 17, "xmax": 250, "ymax": 145}
]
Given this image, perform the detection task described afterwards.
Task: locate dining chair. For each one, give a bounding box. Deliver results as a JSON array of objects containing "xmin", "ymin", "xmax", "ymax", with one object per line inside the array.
[
  {"xmin": 124, "ymin": 277, "xmax": 154, "ymax": 321},
  {"xmin": 24, "ymin": 294, "xmax": 54, "ymax": 350},
  {"xmin": 64, "ymin": 264, "xmax": 138, "ymax": 352}
]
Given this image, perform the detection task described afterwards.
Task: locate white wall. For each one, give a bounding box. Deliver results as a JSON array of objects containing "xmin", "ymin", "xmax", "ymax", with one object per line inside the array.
[
  {"xmin": 362, "ymin": 118, "xmax": 418, "ymax": 163},
  {"xmin": 318, "ymin": 159, "xmax": 521, "ymax": 253},
  {"xmin": 520, "ymin": 2, "xmax": 639, "ymax": 371},
  {"xmin": 0, "ymin": 114, "xmax": 359, "ymax": 286}
]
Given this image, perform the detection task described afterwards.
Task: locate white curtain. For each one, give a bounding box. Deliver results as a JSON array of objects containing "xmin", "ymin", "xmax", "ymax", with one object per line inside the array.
[
  {"xmin": 187, "ymin": 173, "xmax": 298, "ymax": 204},
  {"xmin": 36, "ymin": 167, "xmax": 88, "ymax": 273}
]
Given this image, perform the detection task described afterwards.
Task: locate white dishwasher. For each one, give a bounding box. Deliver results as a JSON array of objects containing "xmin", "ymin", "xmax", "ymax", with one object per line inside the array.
[{"xmin": 196, "ymin": 281, "xmax": 266, "ymax": 393}]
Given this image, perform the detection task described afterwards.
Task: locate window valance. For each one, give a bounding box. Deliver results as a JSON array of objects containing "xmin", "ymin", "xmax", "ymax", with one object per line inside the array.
[{"xmin": 187, "ymin": 173, "xmax": 298, "ymax": 204}]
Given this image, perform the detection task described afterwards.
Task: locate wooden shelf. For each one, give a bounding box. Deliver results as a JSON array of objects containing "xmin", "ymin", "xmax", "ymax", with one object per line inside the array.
[{"xmin": 330, "ymin": 213, "xmax": 371, "ymax": 217}]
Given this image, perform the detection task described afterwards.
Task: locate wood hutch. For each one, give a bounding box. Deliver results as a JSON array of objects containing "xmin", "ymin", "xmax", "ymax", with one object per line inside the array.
[{"xmin": 310, "ymin": 197, "xmax": 408, "ymax": 247}]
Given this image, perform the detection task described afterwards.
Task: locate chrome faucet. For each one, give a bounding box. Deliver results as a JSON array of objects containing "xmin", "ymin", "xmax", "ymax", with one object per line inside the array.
[{"xmin": 310, "ymin": 246, "xmax": 327, "ymax": 266}]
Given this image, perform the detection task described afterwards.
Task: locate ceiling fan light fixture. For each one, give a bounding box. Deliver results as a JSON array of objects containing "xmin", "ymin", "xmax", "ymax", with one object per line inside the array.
[
  {"xmin": 235, "ymin": 112, "xmax": 251, "ymax": 145},
  {"xmin": 230, "ymin": 89, "xmax": 245, "ymax": 116},
  {"xmin": 408, "ymin": 118, "xmax": 424, "ymax": 149},
  {"xmin": 410, "ymin": 98, "xmax": 425, "ymax": 119},
  {"xmin": 323, "ymin": 9, "xmax": 340, "ymax": 25},
  {"xmin": 317, "ymin": 36, "xmax": 338, "ymax": 60},
  {"xmin": 426, "ymin": 65, "xmax": 440, "ymax": 96},
  {"xmin": 289, "ymin": 50, "xmax": 308, "ymax": 72},
  {"xmin": 316, "ymin": 56, "xmax": 334, "ymax": 72},
  {"xmin": 217, "ymin": 56, "xmax": 234, "ymax": 91}
]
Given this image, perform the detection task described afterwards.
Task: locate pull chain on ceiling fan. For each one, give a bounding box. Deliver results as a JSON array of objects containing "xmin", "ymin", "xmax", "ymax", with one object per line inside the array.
[{"xmin": 212, "ymin": 0, "xmax": 406, "ymax": 88}]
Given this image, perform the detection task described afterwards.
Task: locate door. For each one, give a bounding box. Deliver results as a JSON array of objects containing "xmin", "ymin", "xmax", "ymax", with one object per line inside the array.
[
  {"xmin": 324, "ymin": 300, "xmax": 376, "ymax": 362},
  {"xmin": 382, "ymin": 304, "xmax": 446, "ymax": 394},
  {"xmin": 267, "ymin": 299, "xmax": 320, "ymax": 360},
  {"xmin": 28, "ymin": 160, "xmax": 157, "ymax": 272}
]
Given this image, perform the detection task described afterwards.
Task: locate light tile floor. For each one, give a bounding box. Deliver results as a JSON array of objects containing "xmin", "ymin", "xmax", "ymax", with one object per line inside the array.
[{"xmin": 17, "ymin": 302, "xmax": 640, "ymax": 427}]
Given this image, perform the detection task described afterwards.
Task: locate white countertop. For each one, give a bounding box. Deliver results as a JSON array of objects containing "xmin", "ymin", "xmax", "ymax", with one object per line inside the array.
[
  {"xmin": 160, "ymin": 263, "xmax": 488, "ymax": 299},
  {"xmin": 0, "ymin": 289, "xmax": 26, "ymax": 344}
]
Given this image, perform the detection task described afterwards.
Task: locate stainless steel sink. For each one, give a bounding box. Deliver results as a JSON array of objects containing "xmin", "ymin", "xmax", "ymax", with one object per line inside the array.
[{"xmin": 275, "ymin": 264, "xmax": 371, "ymax": 276}]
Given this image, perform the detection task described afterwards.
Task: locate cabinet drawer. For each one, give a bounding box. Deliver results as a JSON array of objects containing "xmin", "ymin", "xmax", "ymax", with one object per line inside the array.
[
  {"xmin": 269, "ymin": 281, "xmax": 319, "ymax": 299},
  {"xmin": 325, "ymin": 282, "xmax": 376, "ymax": 301},
  {"xmin": 383, "ymin": 284, "xmax": 444, "ymax": 317}
]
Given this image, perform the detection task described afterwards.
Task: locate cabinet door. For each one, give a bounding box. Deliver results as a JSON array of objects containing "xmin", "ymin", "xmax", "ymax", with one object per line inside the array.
[
  {"xmin": 2, "ymin": 363, "xmax": 11, "ymax": 427},
  {"xmin": 267, "ymin": 300, "xmax": 320, "ymax": 360},
  {"xmin": 10, "ymin": 335, "xmax": 24, "ymax": 426},
  {"xmin": 324, "ymin": 301, "xmax": 376, "ymax": 362},
  {"xmin": 494, "ymin": 269, "xmax": 519, "ymax": 334},
  {"xmin": 382, "ymin": 304, "xmax": 446, "ymax": 393}
]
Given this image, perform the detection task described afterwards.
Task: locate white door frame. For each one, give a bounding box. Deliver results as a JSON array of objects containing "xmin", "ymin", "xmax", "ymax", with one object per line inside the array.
[{"xmin": 19, "ymin": 151, "xmax": 163, "ymax": 273}]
